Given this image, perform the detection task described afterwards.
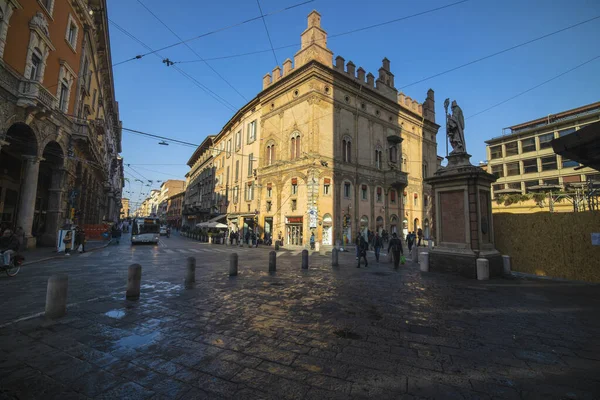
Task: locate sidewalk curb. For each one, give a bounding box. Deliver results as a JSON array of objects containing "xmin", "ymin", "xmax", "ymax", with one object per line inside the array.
[{"xmin": 21, "ymin": 241, "xmax": 111, "ymax": 267}]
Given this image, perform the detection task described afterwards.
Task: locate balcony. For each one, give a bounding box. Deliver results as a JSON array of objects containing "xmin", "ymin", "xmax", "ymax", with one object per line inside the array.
[
  {"xmin": 384, "ymin": 168, "xmax": 408, "ymax": 190},
  {"xmin": 17, "ymin": 79, "xmax": 57, "ymax": 111}
]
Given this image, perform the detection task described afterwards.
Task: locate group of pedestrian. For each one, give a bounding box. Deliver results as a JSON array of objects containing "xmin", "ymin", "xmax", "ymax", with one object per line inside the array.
[
  {"xmin": 406, "ymin": 228, "xmax": 424, "ymax": 253},
  {"xmin": 355, "ymin": 230, "xmax": 405, "ymax": 269}
]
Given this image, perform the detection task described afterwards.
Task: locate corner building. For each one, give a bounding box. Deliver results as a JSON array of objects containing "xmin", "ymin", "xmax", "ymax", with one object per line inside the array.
[
  {"xmin": 0, "ymin": 0, "xmax": 123, "ymax": 248},
  {"xmin": 206, "ymin": 11, "xmax": 439, "ymax": 247}
]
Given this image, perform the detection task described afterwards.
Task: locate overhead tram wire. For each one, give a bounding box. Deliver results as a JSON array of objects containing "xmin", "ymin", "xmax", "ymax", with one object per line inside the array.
[
  {"xmin": 400, "ymin": 14, "xmax": 600, "ymax": 89},
  {"xmin": 135, "ymin": 0, "xmax": 248, "ymax": 103},
  {"xmin": 108, "ymin": 19, "xmax": 238, "ymax": 113},
  {"xmin": 178, "ymin": 0, "xmax": 470, "ymax": 63},
  {"xmin": 467, "ymin": 54, "xmax": 600, "ymax": 119},
  {"xmin": 112, "ymin": 0, "xmax": 315, "ymax": 66},
  {"xmin": 122, "ymin": 53, "xmax": 600, "ymax": 153}
]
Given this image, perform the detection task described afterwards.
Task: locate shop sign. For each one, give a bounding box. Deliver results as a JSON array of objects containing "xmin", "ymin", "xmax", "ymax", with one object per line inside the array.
[{"xmin": 286, "ymin": 216, "xmax": 303, "ymax": 224}]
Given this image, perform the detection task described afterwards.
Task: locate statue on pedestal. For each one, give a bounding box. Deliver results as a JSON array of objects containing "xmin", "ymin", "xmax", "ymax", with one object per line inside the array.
[{"xmin": 444, "ymin": 99, "xmax": 466, "ymax": 154}]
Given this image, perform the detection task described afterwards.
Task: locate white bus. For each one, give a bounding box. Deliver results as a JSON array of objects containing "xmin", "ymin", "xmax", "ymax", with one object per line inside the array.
[{"xmin": 131, "ymin": 217, "xmax": 160, "ymax": 244}]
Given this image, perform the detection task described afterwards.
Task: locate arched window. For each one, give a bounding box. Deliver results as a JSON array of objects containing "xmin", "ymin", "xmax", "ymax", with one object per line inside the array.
[
  {"xmin": 389, "ymin": 145, "xmax": 398, "ymax": 163},
  {"xmin": 375, "ymin": 148, "xmax": 383, "ymax": 169},
  {"xmin": 290, "ymin": 132, "xmax": 301, "ymax": 159},
  {"xmin": 342, "ymin": 137, "xmax": 352, "ymax": 163},
  {"xmin": 422, "ymin": 162, "xmax": 428, "ymax": 178},
  {"xmin": 266, "ymin": 143, "xmax": 275, "ymax": 166}
]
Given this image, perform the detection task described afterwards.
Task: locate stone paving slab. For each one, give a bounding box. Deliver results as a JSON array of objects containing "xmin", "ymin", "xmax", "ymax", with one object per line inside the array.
[{"xmin": 1, "ymin": 236, "xmax": 600, "ymax": 399}]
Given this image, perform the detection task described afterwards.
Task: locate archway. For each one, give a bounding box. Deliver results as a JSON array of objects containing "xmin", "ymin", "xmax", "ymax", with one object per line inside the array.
[
  {"xmin": 360, "ymin": 215, "xmax": 368, "ymax": 239},
  {"xmin": 1, "ymin": 123, "xmax": 39, "ymax": 247},
  {"xmin": 36, "ymin": 141, "xmax": 66, "ymax": 246},
  {"xmin": 390, "ymin": 215, "xmax": 398, "ymax": 235},
  {"xmin": 322, "ymin": 213, "xmax": 332, "ymax": 245},
  {"xmin": 376, "ymin": 216, "xmax": 384, "ymax": 234},
  {"xmin": 413, "ymin": 218, "xmax": 420, "ymax": 233}
]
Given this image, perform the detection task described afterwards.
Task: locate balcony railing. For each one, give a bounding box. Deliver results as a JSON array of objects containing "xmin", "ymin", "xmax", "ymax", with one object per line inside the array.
[
  {"xmin": 384, "ymin": 168, "xmax": 409, "ymax": 190},
  {"xmin": 18, "ymin": 79, "xmax": 57, "ymax": 110}
]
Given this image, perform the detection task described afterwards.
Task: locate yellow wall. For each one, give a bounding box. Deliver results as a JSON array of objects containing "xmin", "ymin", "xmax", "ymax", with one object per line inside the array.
[{"xmin": 494, "ymin": 212, "xmax": 600, "ymax": 282}]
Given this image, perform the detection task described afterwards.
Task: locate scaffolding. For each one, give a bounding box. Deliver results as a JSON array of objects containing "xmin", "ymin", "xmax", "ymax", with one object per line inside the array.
[{"xmin": 529, "ymin": 180, "xmax": 600, "ymax": 212}]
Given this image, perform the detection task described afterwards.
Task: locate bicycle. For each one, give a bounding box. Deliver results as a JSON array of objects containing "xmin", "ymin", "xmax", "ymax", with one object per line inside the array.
[{"xmin": 0, "ymin": 253, "xmax": 23, "ymax": 277}]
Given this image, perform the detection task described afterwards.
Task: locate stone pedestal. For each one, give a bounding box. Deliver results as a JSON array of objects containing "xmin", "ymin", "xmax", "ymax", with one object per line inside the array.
[{"xmin": 425, "ymin": 153, "xmax": 502, "ymax": 279}]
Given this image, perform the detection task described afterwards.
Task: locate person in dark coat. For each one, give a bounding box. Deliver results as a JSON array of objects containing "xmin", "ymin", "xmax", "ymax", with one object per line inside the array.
[
  {"xmin": 1, "ymin": 229, "xmax": 20, "ymax": 265},
  {"xmin": 373, "ymin": 232, "xmax": 383, "ymax": 262},
  {"xmin": 387, "ymin": 233, "xmax": 404, "ymax": 269},
  {"xmin": 357, "ymin": 236, "xmax": 369, "ymax": 268},
  {"xmin": 417, "ymin": 228, "xmax": 423, "ymax": 247}
]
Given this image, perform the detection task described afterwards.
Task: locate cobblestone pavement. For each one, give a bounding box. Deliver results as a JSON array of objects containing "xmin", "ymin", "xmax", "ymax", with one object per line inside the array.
[{"xmin": 0, "ymin": 234, "xmax": 599, "ymax": 399}]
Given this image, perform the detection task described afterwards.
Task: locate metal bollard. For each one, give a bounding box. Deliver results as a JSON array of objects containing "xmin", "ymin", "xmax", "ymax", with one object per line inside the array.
[
  {"xmin": 126, "ymin": 263, "xmax": 142, "ymax": 300},
  {"xmin": 269, "ymin": 251, "xmax": 276, "ymax": 273},
  {"xmin": 229, "ymin": 253, "xmax": 238, "ymax": 276},
  {"xmin": 332, "ymin": 248, "xmax": 339, "ymax": 267},
  {"xmin": 45, "ymin": 274, "xmax": 68, "ymax": 319},
  {"xmin": 185, "ymin": 257, "xmax": 196, "ymax": 287},
  {"xmin": 302, "ymin": 249, "xmax": 309, "ymax": 269},
  {"xmin": 502, "ymin": 255, "xmax": 511, "ymax": 276},
  {"xmin": 476, "ymin": 258, "xmax": 490, "ymax": 281}
]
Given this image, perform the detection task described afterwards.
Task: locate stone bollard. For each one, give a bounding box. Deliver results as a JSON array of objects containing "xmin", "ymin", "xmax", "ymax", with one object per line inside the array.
[
  {"xmin": 476, "ymin": 258, "xmax": 490, "ymax": 281},
  {"xmin": 45, "ymin": 274, "xmax": 68, "ymax": 319},
  {"xmin": 185, "ymin": 257, "xmax": 196, "ymax": 287},
  {"xmin": 269, "ymin": 251, "xmax": 276, "ymax": 273},
  {"xmin": 229, "ymin": 253, "xmax": 238, "ymax": 276},
  {"xmin": 302, "ymin": 250, "xmax": 309, "ymax": 269},
  {"xmin": 502, "ymin": 255, "xmax": 511, "ymax": 276},
  {"xmin": 419, "ymin": 252, "xmax": 429, "ymax": 272},
  {"xmin": 428, "ymin": 240, "xmax": 433, "ymax": 250},
  {"xmin": 126, "ymin": 263, "xmax": 142, "ymax": 300},
  {"xmin": 332, "ymin": 248, "xmax": 339, "ymax": 267},
  {"xmin": 411, "ymin": 247, "xmax": 419, "ymax": 263},
  {"xmin": 274, "ymin": 242, "xmax": 280, "ymax": 251}
]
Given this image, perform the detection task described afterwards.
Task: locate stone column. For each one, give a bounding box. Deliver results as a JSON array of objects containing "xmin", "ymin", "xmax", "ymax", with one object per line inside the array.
[
  {"xmin": 369, "ymin": 186, "xmax": 375, "ymax": 230},
  {"xmin": 40, "ymin": 167, "xmax": 66, "ymax": 246},
  {"xmin": 384, "ymin": 188, "xmax": 390, "ymax": 231},
  {"xmin": 17, "ymin": 156, "xmax": 42, "ymax": 249}
]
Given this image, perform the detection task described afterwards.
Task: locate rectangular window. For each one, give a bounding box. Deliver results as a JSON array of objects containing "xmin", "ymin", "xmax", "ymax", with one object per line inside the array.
[
  {"xmin": 267, "ymin": 186, "xmax": 272, "ymax": 198},
  {"xmin": 245, "ymin": 182, "xmax": 254, "ymax": 201},
  {"xmin": 235, "ymin": 160, "xmax": 239, "ymax": 181},
  {"xmin": 266, "ymin": 201, "xmax": 272, "ymax": 212},
  {"xmin": 492, "ymin": 184, "xmax": 504, "ymax": 193},
  {"xmin": 92, "ymin": 89, "xmax": 97, "ymax": 110},
  {"xmin": 490, "ymin": 145, "xmax": 502, "ymax": 159},
  {"xmin": 291, "ymin": 199, "xmax": 297, "ymax": 211},
  {"xmin": 559, "ymin": 127, "xmax": 576, "ymax": 137},
  {"xmin": 361, "ymin": 185, "xmax": 367, "ymax": 200},
  {"xmin": 507, "ymin": 182, "xmax": 521, "ymax": 190},
  {"xmin": 247, "ymin": 120, "xmax": 257, "ymax": 143},
  {"xmin": 543, "ymin": 178, "xmax": 559, "ymax": 186},
  {"xmin": 67, "ymin": 23, "xmax": 77, "ymax": 47},
  {"xmin": 422, "ymin": 163, "xmax": 428, "ymax": 178},
  {"xmin": 491, "ymin": 165, "xmax": 504, "ymax": 178},
  {"xmin": 235, "ymin": 131, "xmax": 241, "ymax": 150},
  {"xmin": 226, "ymin": 139, "xmax": 231, "ymax": 156},
  {"xmin": 375, "ymin": 150, "xmax": 382, "ymax": 170},
  {"xmin": 390, "ymin": 190, "xmax": 396, "ymax": 204},
  {"xmin": 291, "ymin": 183, "xmax": 298, "ymax": 195},
  {"xmin": 586, "ymin": 174, "xmax": 600, "ymax": 182},
  {"xmin": 506, "ymin": 162, "xmax": 520, "ymax": 176},
  {"xmin": 522, "ymin": 158, "xmax": 538, "ymax": 174},
  {"xmin": 323, "ymin": 178, "xmax": 330, "ymax": 195},
  {"xmin": 524, "ymin": 180, "xmax": 539, "ymax": 193},
  {"xmin": 59, "ymin": 82, "xmax": 69, "ymax": 111},
  {"xmin": 376, "ymin": 187, "xmax": 382, "ymax": 202},
  {"xmin": 539, "ymin": 133, "xmax": 554, "ymax": 149},
  {"xmin": 541, "ymin": 156, "xmax": 557, "ymax": 171},
  {"xmin": 424, "ymin": 195, "xmax": 428, "ymax": 207},
  {"xmin": 233, "ymin": 186, "xmax": 239, "ymax": 203},
  {"xmin": 344, "ymin": 182, "xmax": 351, "ymax": 198},
  {"xmin": 247, "ymin": 153, "xmax": 254, "ymax": 177},
  {"xmin": 505, "ymin": 141, "xmax": 519, "ymax": 156},
  {"xmin": 226, "ymin": 166, "xmax": 230, "ymax": 184},
  {"xmin": 562, "ymin": 158, "xmax": 579, "ymax": 169},
  {"xmin": 521, "ymin": 137, "xmax": 536, "ymax": 153},
  {"xmin": 30, "ymin": 54, "xmax": 41, "ymax": 81}
]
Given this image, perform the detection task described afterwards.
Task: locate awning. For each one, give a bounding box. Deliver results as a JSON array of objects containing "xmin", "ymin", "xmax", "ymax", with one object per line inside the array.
[
  {"xmin": 551, "ymin": 121, "xmax": 600, "ymax": 171},
  {"xmin": 206, "ymin": 214, "xmax": 226, "ymax": 223}
]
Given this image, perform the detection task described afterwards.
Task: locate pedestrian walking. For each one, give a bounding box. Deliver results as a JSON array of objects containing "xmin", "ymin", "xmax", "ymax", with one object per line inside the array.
[
  {"xmin": 417, "ymin": 228, "xmax": 423, "ymax": 247},
  {"xmin": 357, "ymin": 235, "xmax": 369, "ymax": 268},
  {"xmin": 74, "ymin": 226, "xmax": 86, "ymax": 253},
  {"xmin": 310, "ymin": 232, "xmax": 315, "ymax": 250},
  {"xmin": 387, "ymin": 232, "xmax": 404, "ymax": 269},
  {"xmin": 407, "ymin": 231, "xmax": 414, "ymax": 253},
  {"xmin": 373, "ymin": 232, "xmax": 383, "ymax": 262},
  {"xmin": 63, "ymin": 230, "xmax": 73, "ymax": 256},
  {"xmin": 355, "ymin": 234, "xmax": 361, "ymax": 260}
]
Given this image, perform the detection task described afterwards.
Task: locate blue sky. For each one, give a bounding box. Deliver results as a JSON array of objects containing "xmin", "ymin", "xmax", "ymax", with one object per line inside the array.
[{"xmin": 107, "ymin": 0, "xmax": 600, "ymax": 209}]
